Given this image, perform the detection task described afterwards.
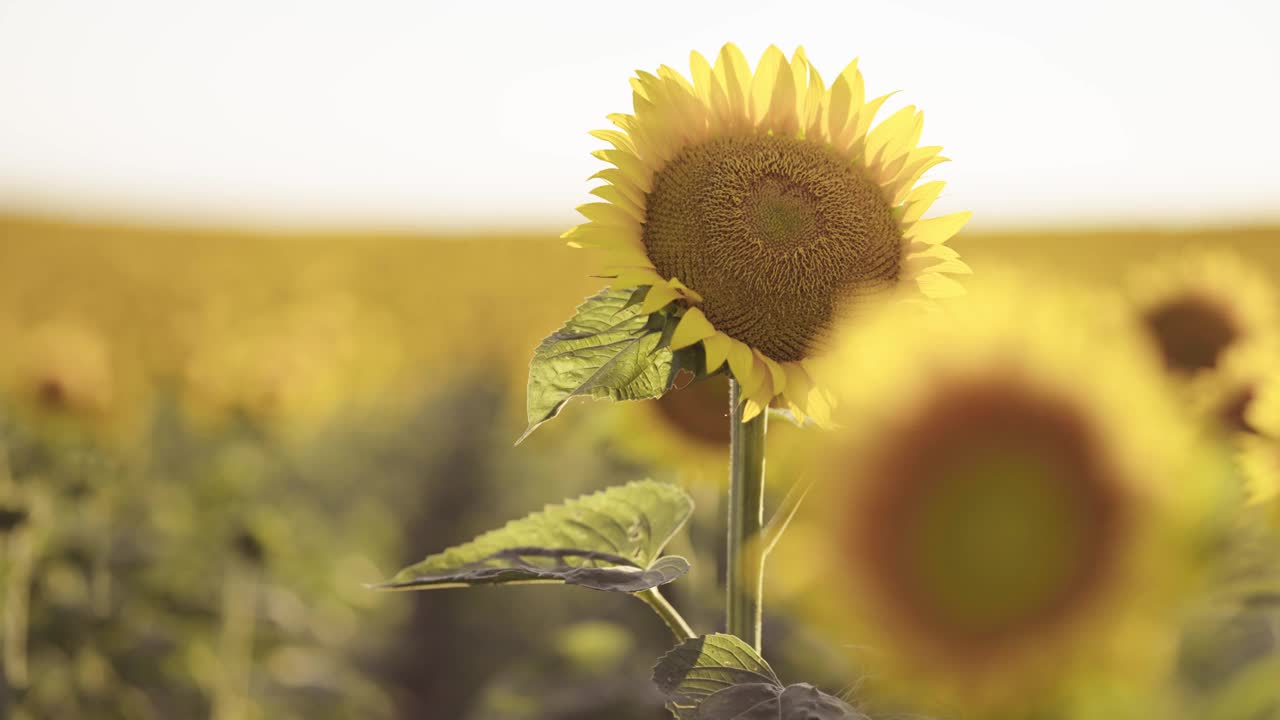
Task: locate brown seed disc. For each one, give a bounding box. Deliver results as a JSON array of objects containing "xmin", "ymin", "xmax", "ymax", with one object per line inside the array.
[
  {"xmin": 642, "ymin": 135, "xmax": 902, "ymax": 363},
  {"xmin": 1143, "ymin": 294, "xmax": 1240, "ymax": 374},
  {"xmin": 652, "ymin": 374, "xmax": 731, "ymax": 447},
  {"xmin": 846, "ymin": 377, "xmax": 1132, "ymax": 664}
]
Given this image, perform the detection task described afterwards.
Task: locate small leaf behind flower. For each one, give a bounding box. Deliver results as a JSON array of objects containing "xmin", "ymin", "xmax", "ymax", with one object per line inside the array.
[
  {"xmin": 377, "ymin": 480, "xmax": 694, "ymax": 594},
  {"xmin": 521, "ymin": 287, "xmax": 672, "ymax": 442},
  {"xmin": 653, "ymin": 635, "xmax": 861, "ymax": 720}
]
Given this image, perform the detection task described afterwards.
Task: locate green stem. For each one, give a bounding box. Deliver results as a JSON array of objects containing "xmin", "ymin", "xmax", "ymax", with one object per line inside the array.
[
  {"xmin": 637, "ymin": 587, "xmax": 696, "ymax": 641},
  {"xmin": 726, "ymin": 378, "xmax": 767, "ymax": 652}
]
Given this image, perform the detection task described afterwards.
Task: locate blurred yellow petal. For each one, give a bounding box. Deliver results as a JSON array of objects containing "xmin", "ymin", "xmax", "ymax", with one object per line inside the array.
[{"xmin": 916, "ymin": 272, "xmax": 967, "ymax": 298}]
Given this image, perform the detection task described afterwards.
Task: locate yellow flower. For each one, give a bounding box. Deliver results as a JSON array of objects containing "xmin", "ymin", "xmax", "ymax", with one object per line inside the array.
[
  {"xmin": 606, "ymin": 374, "xmax": 732, "ymax": 479},
  {"xmin": 603, "ymin": 373, "xmax": 809, "ymax": 486},
  {"xmin": 1128, "ymin": 251, "xmax": 1277, "ymax": 380},
  {"xmin": 1, "ymin": 319, "xmax": 149, "ymax": 450},
  {"xmin": 181, "ymin": 294, "xmax": 404, "ymax": 438},
  {"xmin": 568, "ymin": 43, "xmax": 972, "ymax": 423},
  {"xmin": 1239, "ymin": 372, "xmax": 1280, "ymax": 528},
  {"xmin": 796, "ymin": 274, "xmax": 1226, "ymax": 713}
]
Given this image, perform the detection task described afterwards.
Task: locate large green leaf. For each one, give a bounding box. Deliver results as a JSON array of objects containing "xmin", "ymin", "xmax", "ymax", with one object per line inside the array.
[
  {"xmin": 653, "ymin": 634, "xmax": 780, "ymax": 719},
  {"xmin": 653, "ymin": 635, "xmax": 859, "ymax": 720},
  {"xmin": 376, "ymin": 480, "xmax": 694, "ymax": 594},
  {"xmin": 520, "ymin": 287, "xmax": 672, "ymax": 442},
  {"xmin": 695, "ymin": 683, "xmax": 861, "ymax": 720}
]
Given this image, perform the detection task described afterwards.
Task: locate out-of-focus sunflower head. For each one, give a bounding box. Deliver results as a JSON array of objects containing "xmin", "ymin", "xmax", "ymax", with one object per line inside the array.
[
  {"xmin": 604, "ymin": 373, "xmax": 732, "ymax": 480},
  {"xmin": 182, "ymin": 294, "xmax": 405, "ymax": 439},
  {"xmin": 1, "ymin": 319, "xmax": 148, "ymax": 450},
  {"xmin": 567, "ymin": 43, "xmax": 972, "ymax": 423},
  {"xmin": 1239, "ymin": 371, "xmax": 1280, "ymax": 530},
  {"xmin": 602, "ymin": 372, "xmax": 807, "ymax": 485},
  {"xmin": 789, "ymin": 272, "xmax": 1232, "ymax": 716},
  {"xmin": 1127, "ymin": 251, "xmax": 1277, "ymax": 385}
]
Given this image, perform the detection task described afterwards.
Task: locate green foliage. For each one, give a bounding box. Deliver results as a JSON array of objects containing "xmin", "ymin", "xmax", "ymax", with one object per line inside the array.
[
  {"xmin": 380, "ymin": 479, "xmax": 694, "ymax": 593},
  {"xmin": 653, "ymin": 634, "xmax": 859, "ymax": 720},
  {"xmin": 521, "ymin": 287, "xmax": 676, "ymax": 442}
]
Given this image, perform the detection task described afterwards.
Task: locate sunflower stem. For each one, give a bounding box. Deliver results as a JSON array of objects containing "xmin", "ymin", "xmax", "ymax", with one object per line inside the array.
[
  {"xmin": 726, "ymin": 378, "xmax": 767, "ymax": 652},
  {"xmin": 637, "ymin": 587, "xmax": 697, "ymax": 642}
]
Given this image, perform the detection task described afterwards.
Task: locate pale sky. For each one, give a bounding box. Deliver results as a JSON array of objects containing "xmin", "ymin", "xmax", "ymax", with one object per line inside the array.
[{"xmin": 0, "ymin": 0, "xmax": 1277, "ymax": 229}]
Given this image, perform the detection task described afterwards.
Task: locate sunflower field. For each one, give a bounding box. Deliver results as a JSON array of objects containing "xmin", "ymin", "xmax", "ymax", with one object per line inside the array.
[{"xmin": 3, "ymin": 41, "xmax": 1280, "ymax": 720}]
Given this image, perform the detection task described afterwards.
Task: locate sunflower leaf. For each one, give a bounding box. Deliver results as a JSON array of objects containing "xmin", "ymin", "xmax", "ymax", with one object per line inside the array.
[
  {"xmin": 376, "ymin": 479, "xmax": 694, "ymax": 594},
  {"xmin": 653, "ymin": 635, "xmax": 860, "ymax": 720},
  {"xmin": 694, "ymin": 683, "xmax": 861, "ymax": 720},
  {"xmin": 521, "ymin": 286, "xmax": 675, "ymax": 442},
  {"xmin": 653, "ymin": 634, "xmax": 781, "ymax": 719}
]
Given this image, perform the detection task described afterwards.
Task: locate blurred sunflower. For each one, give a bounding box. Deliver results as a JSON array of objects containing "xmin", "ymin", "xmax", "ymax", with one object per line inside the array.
[
  {"xmin": 182, "ymin": 294, "xmax": 405, "ymax": 438},
  {"xmin": 568, "ymin": 43, "xmax": 971, "ymax": 422},
  {"xmin": 1239, "ymin": 372, "xmax": 1280, "ymax": 529},
  {"xmin": 796, "ymin": 274, "xmax": 1226, "ymax": 713},
  {"xmin": 1, "ymin": 320, "xmax": 149, "ymax": 450},
  {"xmin": 604, "ymin": 373, "xmax": 810, "ymax": 485},
  {"xmin": 606, "ymin": 374, "xmax": 731, "ymax": 479},
  {"xmin": 1128, "ymin": 251, "xmax": 1276, "ymax": 381}
]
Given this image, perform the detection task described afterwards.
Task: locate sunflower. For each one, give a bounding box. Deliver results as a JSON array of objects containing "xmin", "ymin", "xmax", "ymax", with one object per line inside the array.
[
  {"xmin": 1127, "ymin": 251, "xmax": 1277, "ymax": 381},
  {"xmin": 0, "ymin": 319, "xmax": 149, "ymax": 451},
  {"xmin": 794, "ymin": 274, "xmax": 1226, "ymax": 713},
  {"xmin": 567, "ymin": 43, "xmax": 972, "ymax": 422},
  {"xmin": 1239, "ymin": 372, "xmax": 1280, "ymax": 529},
  {"xmin": 604, "ymin": 373, "xmax": 732, "ymax": 478},
  {"xmin": 603, "ymin": 373, "xmax": 810, "ymax": 486}
]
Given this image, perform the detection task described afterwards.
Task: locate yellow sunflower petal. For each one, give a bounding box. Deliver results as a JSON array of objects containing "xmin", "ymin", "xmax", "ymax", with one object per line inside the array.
[
  {"xmin": 905, "ymin": 211, "xmax": 973, "ymax": 245},
  {"xmin": 756, "ymin": 351, "xmax": 787, "ymax": 395},
  {"xmin": 865, "ymin": 105, "xmax": 919, "ymax": 168},
  {"xmin": 591, "ymin": 149, "xmax": 651, "ymax": 192},
  {"xmin": 782, "ymin": 363, "xmax": 812, "ymax": 408},
  {"xmin": 826, "ymin": 59, "xmax": 863, "ymax": 143},
  {"xmin": 714, "ymin": 43, "xmax": 751, "ymax": 125},
  {"xmin": 765, "ymin": 52, "xmax": 799, "ymax": 135},
  {"xmin": 916, "ymin": 272, "xmax": 967, "ymax": 298},
  {"xmin": 641, "ymin": 282, "xmax": 683, "ymax": 313},
  {"xmin": 702, "ymin": 332, "xmax": 732, "ymax": 374},
  {"xmin": 742, "ymin": 398, "xmax": 767, "ymax": 422},
  {"xmin": 901, "ymin": 181, "xmax": 946, "ymax": 223},
  {"xmin": 727, "ymin": 340, "xmax": 764, "ymax": 397},
  {"xmin": 670, "ymin": 308, "xmax": 718, "ymax": 350},
  {"xmin": 848, "ymin": 92, "xmax": 897, "ymax": 155},
  {"xmin": 610, "ymin": 266, "xmax": 664, "ymax": 288},
  {"xmin": 600, "ymin": 243, "xmax": 654, "ymax": 270},
  {"xmin": 589, "ymin": 168, "xmax": 647, "ymax": 209},
  {"xmin": 588, "ymin": 129, "xmax": 636, "ymax": 154},
  {"xmin": 689, "ymin": 50, "xmax": 714, "ymax": 102},
  {"xmin": 562, "ymin": 221, "xmax": 641, "ymax": 249},
  {"xmin": 750, "ymin": 45, "xmax": 787, "ymax": 126},
  {"xmin": 589, "ymin": 185, "xmax": 645, "ymax": 223}
]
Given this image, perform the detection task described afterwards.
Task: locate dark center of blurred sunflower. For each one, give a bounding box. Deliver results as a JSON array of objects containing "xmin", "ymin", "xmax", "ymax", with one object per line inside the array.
[
  {"xmin": 653, "ymin": 375, "xmax": 731, "ymax": 447},
  {"xmin": 1143, "ymin": 295, "xmax": 1239, "ymax": 374},
  {"xmin": 642, "ymin": 135, "xmax": 901, "ymax": 363},
  {"xmin": 851, "ymin": 379, "xmax": 1130, "ymax": 660}
]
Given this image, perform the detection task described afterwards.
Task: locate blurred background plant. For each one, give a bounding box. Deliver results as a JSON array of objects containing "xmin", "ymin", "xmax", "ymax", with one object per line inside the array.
[{"xmin": 2, "ymin": 215, "xmax": 1280, "ymax": 719}]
